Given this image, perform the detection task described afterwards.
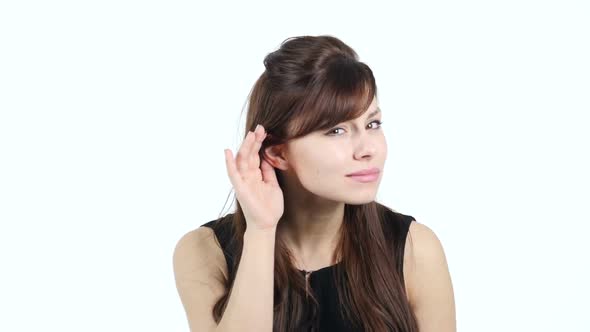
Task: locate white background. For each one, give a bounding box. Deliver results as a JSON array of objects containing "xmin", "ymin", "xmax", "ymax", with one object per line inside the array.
[{"xmin": 1, "ymin": 0, "xmax": 589, "ymax": 331}]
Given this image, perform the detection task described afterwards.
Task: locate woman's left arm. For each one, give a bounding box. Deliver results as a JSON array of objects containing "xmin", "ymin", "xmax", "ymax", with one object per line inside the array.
[{"xmin": 404, "ymin": 220, "xmax": 457, "ymax": 332}]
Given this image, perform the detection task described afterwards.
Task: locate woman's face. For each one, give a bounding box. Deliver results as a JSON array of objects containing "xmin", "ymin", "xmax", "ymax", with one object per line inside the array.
[{"xmin": 280, "ymin": 96, "xmax": 387, "ymax": 205}]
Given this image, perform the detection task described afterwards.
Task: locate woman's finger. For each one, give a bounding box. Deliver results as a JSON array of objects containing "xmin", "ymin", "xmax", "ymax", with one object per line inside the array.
[
  {"xmin": 260, "ymin": 157, "xmax": 278, "ymax": 185},
  {"xmin": 224, "ymin": 148, "xmax": 242, "ymax": 189},
  {"xmin": 249, "ymin": 125, "xmax": 266, "ymax": 168},
  {"xmin": 236, "ymin": 131, "xmax": 254, "ymax": 174}
]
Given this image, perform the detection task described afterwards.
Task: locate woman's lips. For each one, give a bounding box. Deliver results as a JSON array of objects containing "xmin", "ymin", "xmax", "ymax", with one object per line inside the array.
[
  {"xmin": 347, "ymin": 171, "xmax": 380, "ymax": 183},
  {"xmin": 346, "ymin": 167, "xmax": 380, "ymax": 176}
]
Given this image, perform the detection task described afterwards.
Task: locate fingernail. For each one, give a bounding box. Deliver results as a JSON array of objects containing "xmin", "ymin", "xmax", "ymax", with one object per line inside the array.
[{"xmin": 255, "ymin": 124, "xmax": 261, "ymax": 131}]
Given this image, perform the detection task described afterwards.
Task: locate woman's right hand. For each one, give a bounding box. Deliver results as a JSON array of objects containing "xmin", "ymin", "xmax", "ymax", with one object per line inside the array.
[{"xmin": 224, "ymin": 124, "xmax": 284, "ymax": 231}]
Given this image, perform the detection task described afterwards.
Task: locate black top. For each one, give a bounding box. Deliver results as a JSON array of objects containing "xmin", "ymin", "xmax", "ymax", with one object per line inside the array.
[{"xmin": 200, "ymin": 208, "xmax": 416, "ymax": 331}]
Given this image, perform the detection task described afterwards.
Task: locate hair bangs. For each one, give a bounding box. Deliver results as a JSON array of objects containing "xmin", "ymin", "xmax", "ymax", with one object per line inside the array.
[{"xmin": 286, "ymin": 60, "xmax": 377, "ymax": 139}]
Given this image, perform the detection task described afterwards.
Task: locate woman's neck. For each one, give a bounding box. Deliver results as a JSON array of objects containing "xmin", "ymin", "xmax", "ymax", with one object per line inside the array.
[{"xmin": 277, "ymin": 202, "xmax": 344, "ymax": 268}]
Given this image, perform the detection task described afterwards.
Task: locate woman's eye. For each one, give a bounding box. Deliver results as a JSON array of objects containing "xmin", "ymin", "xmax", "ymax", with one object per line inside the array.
[
  {"xmin": 369, "ymin": 120, "xmax": 383, "ymax": 129},
  {"xmin": 326, "ymin": 120, "xmax": 383, "ymax": 136},
  {"xmin": 328, "ymin": 128, "xmax": 345, "ymax": 135}
]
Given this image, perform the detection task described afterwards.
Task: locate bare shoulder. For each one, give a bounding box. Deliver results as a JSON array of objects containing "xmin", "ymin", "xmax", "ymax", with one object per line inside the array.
[
  {"xmin": 173, "ymin": 226, "xmax": 229, "ymax": 280},
  {"xmin": 403, "ymin": 220, "xmax": 456, "ymax": 332},
  {"xmin": 172, "ymin": 226, "xmax": 229, "ymax": 331},
  {"xmin": 403, "ymin": 220, "xmax": 444, "ymax": 266}
]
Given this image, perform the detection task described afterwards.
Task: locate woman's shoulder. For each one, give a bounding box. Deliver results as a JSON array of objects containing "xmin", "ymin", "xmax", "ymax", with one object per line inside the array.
[
  {"xmin": 401, "ymin": 215, "xmax": 454, "ymax": 318},
  {"xmin": 386, "ymin": 206, "xmax": 441, "ymax": 268},
  {"xmin": 378, "ymin": 205, "xmax": 416, "ymax": 239},
  {"xmin": 173, "ymin": 215, "xmax": 232, "ymax": 282},
  {"xmin": 404, "ymin": 219, "xmax": 445, "ymax": 267},
  {"xmin": 172, "ymin": 219, "xmax": 232, "ymax": 331}
]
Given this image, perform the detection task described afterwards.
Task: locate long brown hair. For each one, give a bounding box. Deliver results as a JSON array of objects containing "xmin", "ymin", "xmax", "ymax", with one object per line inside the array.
[{"xmin": 212, "ymin": 35, "xmax": 419, "ymax": 332}]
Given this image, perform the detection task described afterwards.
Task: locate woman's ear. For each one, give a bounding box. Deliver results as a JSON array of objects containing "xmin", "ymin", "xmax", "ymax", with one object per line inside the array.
[{"xmin": 263, "ymin": 145, "xmax": 289, "ymax": 171}]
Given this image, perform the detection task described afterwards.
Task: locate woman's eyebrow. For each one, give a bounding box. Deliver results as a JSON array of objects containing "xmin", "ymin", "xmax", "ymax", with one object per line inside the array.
[
  {"xmin": 341, "ymin": 107, "xmax": 382, "ymax": 126},
  {"xmin": 366, "ymin": 107, "xmax": 381, "ymax": 118}
]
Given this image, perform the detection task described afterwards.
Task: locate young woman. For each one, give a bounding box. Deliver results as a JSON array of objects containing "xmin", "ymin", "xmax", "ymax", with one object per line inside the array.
[{"xmin": 173, "ymin": 35, "xmax": 456, "ymax": 332}]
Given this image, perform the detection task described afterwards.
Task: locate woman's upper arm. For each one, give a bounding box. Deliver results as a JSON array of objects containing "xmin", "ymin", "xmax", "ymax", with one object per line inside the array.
[
  {"xmin": 404, "ymin": 220, "xmax": 457, "ymax": 332},
  {"xmin": 173, "ymin": 227, "xmax": 228, "ymax": 332}
]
